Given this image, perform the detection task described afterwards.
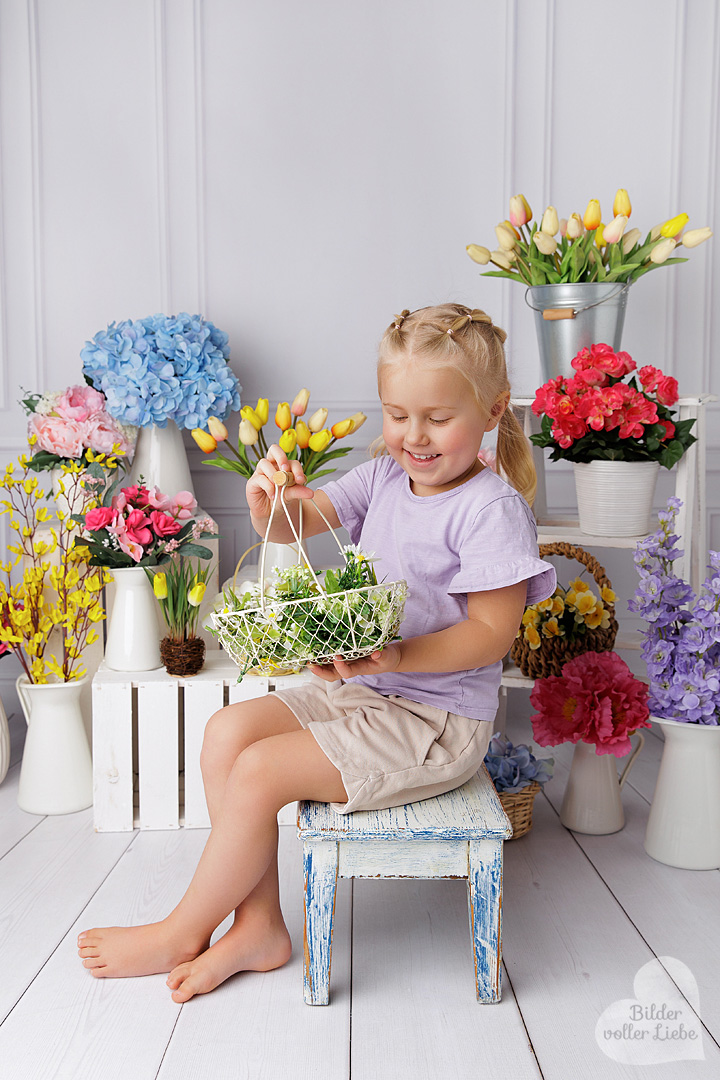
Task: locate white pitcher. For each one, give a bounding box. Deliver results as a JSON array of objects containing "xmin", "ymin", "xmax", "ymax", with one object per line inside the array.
[
  {"xmin": 16, "ymin": 676, "xmax": 93, "ymax": 815},
  {"xmin": 560, "ymin": 733, "xmax": 645, "ymax": 834}
]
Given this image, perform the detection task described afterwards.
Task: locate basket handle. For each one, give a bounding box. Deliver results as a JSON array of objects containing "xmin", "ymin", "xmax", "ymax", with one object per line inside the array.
[
  {"xmin": 538, "ymin": 541, "xmax": 615, "ymax": 601},
  {"xmin": 258, "ymin": 474, "xmax": 347, "ymax": 614}
]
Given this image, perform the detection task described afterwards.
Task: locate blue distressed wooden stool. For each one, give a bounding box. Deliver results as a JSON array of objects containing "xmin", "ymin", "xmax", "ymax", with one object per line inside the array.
[{"xmin": 297, "ymin": 765, "xmax": 513, "ymax": 1005}]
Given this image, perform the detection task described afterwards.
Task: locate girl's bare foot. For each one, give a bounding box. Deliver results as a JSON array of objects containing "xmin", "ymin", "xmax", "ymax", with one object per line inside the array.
[
  {"xmin": 166, "ymin": 914, "xmax": 292, "ymax": 1002},
  {"xmin": 77, "ymin": 919, "xmax": 209, "ymax": 979}
]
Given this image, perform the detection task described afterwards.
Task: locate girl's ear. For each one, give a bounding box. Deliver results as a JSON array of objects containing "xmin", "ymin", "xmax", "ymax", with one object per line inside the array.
[{"xmin": 485, "ymin": 391, "xmax": 511, "ymax": 431}]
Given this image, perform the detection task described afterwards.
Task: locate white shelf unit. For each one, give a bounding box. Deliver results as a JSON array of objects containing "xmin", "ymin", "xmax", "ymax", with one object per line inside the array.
[{"xmin": 500, "ymin": 394, "xmax": 715, "ymax": 692}]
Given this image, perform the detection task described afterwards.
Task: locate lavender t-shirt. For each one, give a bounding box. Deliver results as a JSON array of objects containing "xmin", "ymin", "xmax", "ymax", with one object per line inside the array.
[{"xmin": 321, "ymin": 456, "xmax": 556, "ymax": 721}]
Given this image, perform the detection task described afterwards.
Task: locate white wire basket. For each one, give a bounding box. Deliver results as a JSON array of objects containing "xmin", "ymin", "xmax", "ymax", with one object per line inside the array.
[{"xmin": 211, "ymin": 473, "xmax": 407, "ymax": 677}]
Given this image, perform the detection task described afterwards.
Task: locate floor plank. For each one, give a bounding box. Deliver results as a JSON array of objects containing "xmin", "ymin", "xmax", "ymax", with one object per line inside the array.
[
  {"xmin": 0, "ymin": 805, "xmax": 133, "ymax": 1024},
  {"xmin": 0, "ymin": 830, "xmax": 209, "ymax": 1080},
  {"xmin": 500, "ymin": 795, "xmax": 720, "ymax": 1078},
  {"xmin": 350, "ymin": 875, "xmax": 542, "ymax": 1080},
  {"xmin": 0, "ymin": 762, "xmax": 45, "ymax": 859},
  {"xmin": 156, "ymin": 825, "xmax": 352, "ymax": 1080}
]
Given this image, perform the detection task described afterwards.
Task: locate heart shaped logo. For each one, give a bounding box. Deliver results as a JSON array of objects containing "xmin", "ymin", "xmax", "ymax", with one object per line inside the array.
[{"xmin": 595, "ymin": 957, "xmax": 705, "ymax": 1064}]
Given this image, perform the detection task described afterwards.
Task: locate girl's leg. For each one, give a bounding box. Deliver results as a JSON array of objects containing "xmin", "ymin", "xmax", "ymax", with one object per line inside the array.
[{"xmin": 77, "ymin": 722, "xmax": 348, "ymax": 999}]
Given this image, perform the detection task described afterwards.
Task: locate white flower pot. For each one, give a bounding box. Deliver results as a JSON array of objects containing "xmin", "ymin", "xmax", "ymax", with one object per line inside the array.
[
  {"xmin": 16, "ymin": 676, "xmax": 92, "ymax": 815},
  {"xmin": 560, "ymin": 734, "xmax": 645, "ymax": 835},
  {"xmin": 644, "ymin": 716, "xmax": 720, "ymax": 870},
  {"xmin": 105, "ymin": 567, "xmax": 163, "ymax": 672},
  {"xmin": 573, "ymin": 460, "xmax": 660, "ymax": 536},
  {"xmin": 128, "ymin": 419, "xmax": 194, "ymax": 498}
]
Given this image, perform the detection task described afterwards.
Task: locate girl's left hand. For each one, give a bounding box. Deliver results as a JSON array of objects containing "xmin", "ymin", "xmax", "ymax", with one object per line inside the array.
[{"xmin": 309, "ymin": 643, "xmax": 402, "ymax": 682}]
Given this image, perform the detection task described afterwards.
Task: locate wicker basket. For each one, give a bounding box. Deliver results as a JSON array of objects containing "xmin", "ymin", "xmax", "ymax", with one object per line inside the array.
[
  {"xmin": 509, "ymin": 542, "xmax": 618, "ymax": 680},
  {"xmin": 211, "ymin": 474, "xmax": 407, "ymax": 677},
  {"xmin": 498, "ymin": 780, "xmax": 541, "ymax": 839}
]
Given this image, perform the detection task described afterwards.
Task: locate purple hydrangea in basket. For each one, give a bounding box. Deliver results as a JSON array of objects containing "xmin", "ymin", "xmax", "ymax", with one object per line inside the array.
[
  {"xmin": 483, "ymin": 734, "xmax": 554, "ymax": 793},
  {"xmin": 629, "ymin": 496, "xmax": 720, "ymax": 724}
]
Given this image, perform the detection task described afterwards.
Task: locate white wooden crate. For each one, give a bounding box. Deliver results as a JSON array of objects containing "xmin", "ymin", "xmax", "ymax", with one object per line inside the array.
[{"xmin": 92, "ymin": 654, "xmax": 310, "ymax": 832}]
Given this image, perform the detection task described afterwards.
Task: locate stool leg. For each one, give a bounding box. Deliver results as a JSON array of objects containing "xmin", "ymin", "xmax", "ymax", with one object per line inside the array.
[
  {"xmin": 303, "ymin": 840, "xmax": 339, "ymax": 1005},
  {"xmin": 467, "ymin": 838, "xmax": 504, "ymax": 1003}
]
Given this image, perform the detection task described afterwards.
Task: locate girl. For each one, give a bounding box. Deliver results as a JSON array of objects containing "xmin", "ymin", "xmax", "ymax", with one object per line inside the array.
[{"xmin": 77, "ymin": 303, "xmax": 556, "ymax": 1002}]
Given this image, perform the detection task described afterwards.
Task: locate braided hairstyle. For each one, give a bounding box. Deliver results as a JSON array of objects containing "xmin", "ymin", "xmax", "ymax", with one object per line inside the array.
[{"xmin": 375, "ymin": 304, "xmax": 536, "ymax": 506}]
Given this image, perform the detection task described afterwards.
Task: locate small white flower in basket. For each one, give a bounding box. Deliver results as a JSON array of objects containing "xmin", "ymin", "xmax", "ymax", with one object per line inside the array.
[{"xmin": 210, "ymin": 472, "xmax": 407, "ymax": 679}]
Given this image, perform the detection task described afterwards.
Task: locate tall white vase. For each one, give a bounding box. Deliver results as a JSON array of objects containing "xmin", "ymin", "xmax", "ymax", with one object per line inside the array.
[
  {"xmin": 573, "ymin": 460, "xmax": 660, "ymax": 536},
  {"xmin": 16, "ymin": 676, "xmax": 92, "ymax": 814},
  {"xmin": 644, "ymin": 716, "xmax": 720, "ymax": 870},
  {"xmin": 105, "ymin": 567, "xmax": 163, "ymax": 672},
  {"xmin": 128, "ymin": 419, "xmax": 194, "ymax": 497},
  {"xmin": 560, "ymin": 734, "xmax": 645, "ymax": 834}
]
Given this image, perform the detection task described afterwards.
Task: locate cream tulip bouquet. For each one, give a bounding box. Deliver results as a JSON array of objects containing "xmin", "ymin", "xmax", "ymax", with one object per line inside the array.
[
  {"xmin": 467, "ymin": 189, "xmax": 712, "ymax": 286},
  {"xmin": 192, "ymin": 389, "xmax": 366, "ymax": 484}
]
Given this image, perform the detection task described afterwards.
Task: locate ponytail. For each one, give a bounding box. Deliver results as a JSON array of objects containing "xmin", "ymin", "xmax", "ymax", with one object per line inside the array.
[{"xmin": 496, "ymin": 408, "xmax": 537, "ymax": 507}]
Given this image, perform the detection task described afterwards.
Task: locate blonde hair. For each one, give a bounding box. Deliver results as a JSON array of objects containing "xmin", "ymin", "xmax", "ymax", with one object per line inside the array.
[{"xmin": 372, "ymin": 303, "xmax": 537, "ymax": 506}]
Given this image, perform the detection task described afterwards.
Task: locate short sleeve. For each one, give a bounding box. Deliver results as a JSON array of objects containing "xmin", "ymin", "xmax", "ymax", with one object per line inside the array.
[
  {"xmin": 321, "ymin": 457, "xmax": 391, "ymax": 545},
  {"xmin": 448, "ymin": 495, "xmax": 556, "ymax": 604}
]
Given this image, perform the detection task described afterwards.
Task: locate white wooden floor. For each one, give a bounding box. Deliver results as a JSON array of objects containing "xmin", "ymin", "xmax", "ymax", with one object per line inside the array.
[{"xmin": 1, "ymin": 706, "xmax": 719, "ymax": 1080}]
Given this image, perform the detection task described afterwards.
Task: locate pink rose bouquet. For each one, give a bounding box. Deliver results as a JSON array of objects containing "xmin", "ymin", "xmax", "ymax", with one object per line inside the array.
[
  {"xmin": 22, "ymin": 384, "xmax": 136, "ymax": 472},
  {"xmin": 530, "ymin": 345, "xmax": 696, "ymax": 469},
  {"xmin": 529, "ymin": 651, "xmax": 651, "ymax": 757},
  {"xmin": 75, "ymin": 482, "xmax": 217, "ymax": 568}
]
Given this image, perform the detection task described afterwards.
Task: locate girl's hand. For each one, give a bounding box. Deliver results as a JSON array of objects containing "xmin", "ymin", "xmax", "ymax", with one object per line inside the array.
[
  {"xmin": 245, "ymin": 444, "xmax": 314, "ymax": 521},
  {"xmin": 308, "ymin": 643, "xmax": 402, "ymax": 682}
]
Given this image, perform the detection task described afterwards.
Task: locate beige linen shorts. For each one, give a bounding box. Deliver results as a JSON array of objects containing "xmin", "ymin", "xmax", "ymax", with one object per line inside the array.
[{"xmin": 272, "ymin": 676, "xmax": 494, "ymax": 815}]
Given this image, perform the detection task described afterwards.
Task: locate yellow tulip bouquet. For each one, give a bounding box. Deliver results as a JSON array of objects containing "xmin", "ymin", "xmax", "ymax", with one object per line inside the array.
[
  {"xmin": 0, "ymin": 452, "xmax": 111, "ymax": 683},
  {"xmin": 191, "ymin": 389, "xmax": 367, "ymax": 483},
  {"xmin": 467, "ymin": 189, "xmax": 712, "ymax": 286},
  {"xmin": 148, "ymin": 558, "xmax": 214, "ymax": 676}
]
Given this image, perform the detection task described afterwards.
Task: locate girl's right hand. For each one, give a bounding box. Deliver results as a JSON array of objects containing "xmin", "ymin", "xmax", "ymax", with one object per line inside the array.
[{"xmin": 245, "ymin": 445, "xmax": 315, "ymax": 522}]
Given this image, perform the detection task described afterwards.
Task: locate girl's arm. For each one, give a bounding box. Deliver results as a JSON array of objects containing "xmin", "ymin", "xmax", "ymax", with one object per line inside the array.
[
  {"xmin": 247, "ymin": 444, "xmax": 342, "ymax": 543},
  {"xmin": 309, "ymin": 580, "xmax": 528, "ymax": 680}
]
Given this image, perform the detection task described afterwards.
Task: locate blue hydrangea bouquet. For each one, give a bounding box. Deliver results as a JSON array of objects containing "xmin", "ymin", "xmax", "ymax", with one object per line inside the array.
[
  {"xmin": 81, "ymin": 313, "xmax": 241, "ymax": 429},
  {"xmin": 483, "ymin": 733, "xmax": 554, "ymax": 839},
  {"xmin": 629, "ymin": 497, "xmax": 720, "ymax": 724}
]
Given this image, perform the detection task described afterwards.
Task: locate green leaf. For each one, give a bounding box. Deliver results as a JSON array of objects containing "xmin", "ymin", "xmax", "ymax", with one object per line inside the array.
[
  {"xmin": 204, "ymin": 457, "xmax": 251, "ymax": 476},
  {"xmin": 178, "ymin": 543, "xmax": 213, "ymax": 559}
]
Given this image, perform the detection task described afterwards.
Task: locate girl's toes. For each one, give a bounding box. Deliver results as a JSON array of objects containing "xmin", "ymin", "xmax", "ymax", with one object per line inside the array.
[
  {"xmin": 169, "ymin": 968, "xmax": 214, "ymax": 1003},
  {"xmin": 83, "ymin": 957, "xmax": 106, "ymax": 969},
  {"xmin": 166, "ymin": 963, "xmax": 190, "ymax": 990},
  {"xmin": 78, "ymin": 947, "xmax": 99, "ymax": 958}
]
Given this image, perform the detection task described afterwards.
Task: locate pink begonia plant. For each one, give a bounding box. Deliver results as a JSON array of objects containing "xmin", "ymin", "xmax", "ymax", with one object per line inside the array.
[{"xmin": 529, "ymin": 651, "xmax": 651, "ymax": 757}]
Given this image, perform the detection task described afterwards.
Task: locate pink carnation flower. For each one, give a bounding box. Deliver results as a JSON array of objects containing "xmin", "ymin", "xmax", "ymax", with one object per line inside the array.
[
  {"xmin": 55, "ymin": 384, "xmax": 106, "ymax": 423},
  {"xmin": 529, "ymin": 651, "xmax": 651, "ymax": 757}
]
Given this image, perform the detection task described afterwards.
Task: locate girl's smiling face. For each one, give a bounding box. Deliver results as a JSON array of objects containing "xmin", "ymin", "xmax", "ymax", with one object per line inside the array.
[{"xmin": 380, "ymin": 362, "xmax": 507, "ymax": 496}]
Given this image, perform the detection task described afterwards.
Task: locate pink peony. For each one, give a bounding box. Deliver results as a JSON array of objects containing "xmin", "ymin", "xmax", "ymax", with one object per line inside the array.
[
  {"xmin": 529, "ymin": 651, "xmax": 651, "ymax": 757},
  {"xmin": 55, "ymin": 384, "xmax": 106, "ymax": 423},
  {"xmin": 84, "ymin": 413, "xmax": 133, "ymax": 455},
  {"xmin": 85, "ymin": 506, "xmax": 115, "ymax": 531},
  {"xmin": 28, "ymin": 413, "xmax": 85, "ymax": 459},
  {"xmin": 149, "ymin": 510, "xmax": 182, "ymax": 537},
  {"xmin": 638, "ymin": 365, "xmax": 662, "ymax": 393},
  {"xmin": 170, "ymin": 490, "xmax": 197, "ymax": 521}
]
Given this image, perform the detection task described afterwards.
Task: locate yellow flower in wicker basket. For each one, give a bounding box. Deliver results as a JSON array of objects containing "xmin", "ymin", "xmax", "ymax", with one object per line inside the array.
[{"xmin": 524, "ymin": 624, "xmax": 542, "ymax": 650}]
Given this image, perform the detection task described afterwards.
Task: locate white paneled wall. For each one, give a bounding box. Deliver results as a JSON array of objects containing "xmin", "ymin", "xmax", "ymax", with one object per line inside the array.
[{"xmin": 1, "ymin": 0, "xmax": 719, "ymax": 712}]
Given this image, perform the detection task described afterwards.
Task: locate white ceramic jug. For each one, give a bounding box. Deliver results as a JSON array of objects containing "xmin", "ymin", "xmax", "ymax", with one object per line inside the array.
[
  {"xmin": 560, "ymin": 733, "xmax": 645, "ymax": 834},
  {"xmin": 16, "ymin": 676, "xmax": 93, "ymax": 815}
]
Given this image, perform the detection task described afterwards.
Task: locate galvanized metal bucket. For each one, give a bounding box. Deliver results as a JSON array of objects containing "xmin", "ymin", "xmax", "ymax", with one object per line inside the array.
[{"xmin": 526, "ymin": 282, "xmax": 631, "ymax": 382}]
